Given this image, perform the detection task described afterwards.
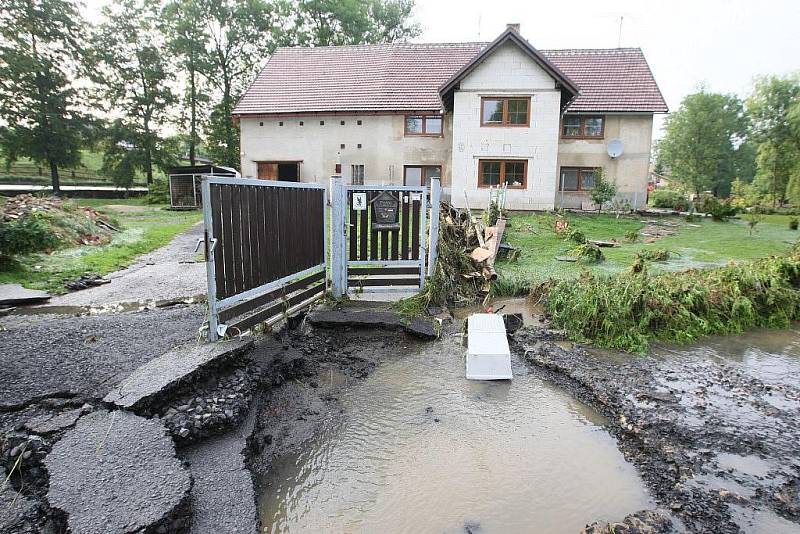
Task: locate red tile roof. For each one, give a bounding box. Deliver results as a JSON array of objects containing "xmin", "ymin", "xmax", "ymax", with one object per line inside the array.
[
  {"xmin": 233, "ymin": 41, "xmax": 667, "ymax": 116},
  {"xmin": 543, "ymin": 48, "xmax": 668, "ymax": 113}
]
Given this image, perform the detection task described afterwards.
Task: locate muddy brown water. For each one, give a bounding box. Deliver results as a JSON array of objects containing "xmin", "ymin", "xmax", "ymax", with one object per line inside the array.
[{"xmin": 258, "ymin": 336, "xmax": 653, "ymax": 533}]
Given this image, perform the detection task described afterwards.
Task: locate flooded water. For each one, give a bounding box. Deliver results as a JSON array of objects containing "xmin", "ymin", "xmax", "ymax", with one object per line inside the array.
[{"xmin": 258, "ymin": 337, "xmax": 652, "ymax": 533}]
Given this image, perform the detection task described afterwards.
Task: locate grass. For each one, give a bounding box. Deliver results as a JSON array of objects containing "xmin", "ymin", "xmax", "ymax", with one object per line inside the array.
[
  {"xmin": 497, "ymin": 212, "xmax": 800, "ymax": 286},
  {"xmin": 0, "ymin": 149, "xmax": 156, "ymax": 187},
  {"xmin": 545, "ymin": 248, "xmax": 800, "ymax": 353},
  {"xmin": 0, "ymin": 199, "xmax": 201, "ymax": 293}
]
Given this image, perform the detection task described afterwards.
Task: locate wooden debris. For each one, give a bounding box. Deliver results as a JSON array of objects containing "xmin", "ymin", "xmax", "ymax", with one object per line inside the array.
[{"xmin": 589, "ymin": 239, "xmax": 619, "ymax": 247}]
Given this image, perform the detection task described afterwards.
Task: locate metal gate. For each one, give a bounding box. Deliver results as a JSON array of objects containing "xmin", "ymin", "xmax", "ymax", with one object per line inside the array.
[
  {"xmin": 330, "ymin": 177, "xmax": 440, "ymax": 297},
  {"xmin": 202, "ymin": 177, "xmax": 326, "ymax": 340}
]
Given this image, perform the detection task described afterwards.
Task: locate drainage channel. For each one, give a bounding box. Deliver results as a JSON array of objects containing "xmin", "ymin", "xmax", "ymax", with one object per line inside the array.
[{"xmin": 256, "ymin": 335, "xmax": 653, "ymax": 533}]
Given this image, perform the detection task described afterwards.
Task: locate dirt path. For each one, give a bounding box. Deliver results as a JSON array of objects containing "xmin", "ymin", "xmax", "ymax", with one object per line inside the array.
[{"xmin": 46, "ymin": 222, "xmax": 207, "ymax": 308}]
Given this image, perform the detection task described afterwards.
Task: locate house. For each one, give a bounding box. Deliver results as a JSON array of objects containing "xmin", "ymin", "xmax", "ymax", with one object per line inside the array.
[{"xmin": 233, "ymin": 24, "xmax": 667, "ymax": 210}]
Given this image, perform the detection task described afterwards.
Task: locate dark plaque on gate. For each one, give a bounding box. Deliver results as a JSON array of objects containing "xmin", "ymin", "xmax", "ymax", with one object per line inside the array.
[{"xmin": 371, "ymin": 190, "xmax": 400, "ymax": 230}]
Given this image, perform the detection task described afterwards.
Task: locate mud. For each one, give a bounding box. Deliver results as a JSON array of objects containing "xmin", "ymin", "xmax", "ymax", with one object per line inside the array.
[{"xmin": 515, "ymin": 327, "xmax": 800, "ymax": 533}]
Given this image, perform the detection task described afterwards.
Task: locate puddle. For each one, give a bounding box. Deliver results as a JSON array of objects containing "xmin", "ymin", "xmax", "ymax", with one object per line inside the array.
[
  {"xmin": 451, "ymin": 297, "xmax": 545, "ymax": 328},
  {"xmin": 258, "ymin": 339, "xmax": 652, "ymax": 533},
  {"xmin": 9, "ymin": 295, "xmax": 206, "ymax": 317},
  {"xmin": 716, "ymin": 453, "xmax": 775, "ymax": 478},
  {"xmin": 728, "ymin": 504, "xmax": 800, "ymax": 534}
]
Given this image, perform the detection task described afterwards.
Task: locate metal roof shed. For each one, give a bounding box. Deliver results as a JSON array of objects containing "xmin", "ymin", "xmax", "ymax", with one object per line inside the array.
[{"xmin": 168, "ymin": 165, "xmax": 240, "ymax": 209}]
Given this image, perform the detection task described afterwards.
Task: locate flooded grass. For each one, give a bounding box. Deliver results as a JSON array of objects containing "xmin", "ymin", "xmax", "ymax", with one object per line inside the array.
[{"xmin": 498, "ymin": 213, "xmax": 799, "ymax": 285}]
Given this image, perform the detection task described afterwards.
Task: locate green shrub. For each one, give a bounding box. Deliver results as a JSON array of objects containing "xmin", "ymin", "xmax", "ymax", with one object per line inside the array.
[
  {"xmin": 637, "ymin": 248, "xmax": 670, "ymax": 261},
  {"xmin": 0, "ymin": 214, "xmax": 60, "ymax": 257},
  {"xmin": 147, "ymin": 179, "xmax": 170, "ymax": 204},
  {"xmin": 625, "ymin": 230, "xmax": 639, "ymax": 242},
  {"xmin": 544, "ymin": 247, "xmax": 800, "ymax": 353},
  {"xmin": 565, "ymin": 228, "xmax": 587, "ymax": 244},
  {"xmin": 698, "ymin": 196, "xmax": 737, "ymax": 221},
  {"xmin": 572, "ymin": 243, "xmax": 604, "ymax": 263},
  {"xmin": 650, "ymin": 190, "xmax": 691, "ymax": 211},
  {"xmin": 790, "ymin": 218, "xmax": 799, "ymax": 231}
]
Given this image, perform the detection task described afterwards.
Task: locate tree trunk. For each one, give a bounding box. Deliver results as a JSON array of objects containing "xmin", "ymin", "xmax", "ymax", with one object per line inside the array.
[
  {"xmin": 222, "ymin": 74, "xmax": 235, "ymax": 168},
  {"xmin": 189, "ymin": 57, "xmax": 197, "ymax": 166},
  {"xmin": 49, "ymin": 159, "xmax": 61, "ymax": 196}
]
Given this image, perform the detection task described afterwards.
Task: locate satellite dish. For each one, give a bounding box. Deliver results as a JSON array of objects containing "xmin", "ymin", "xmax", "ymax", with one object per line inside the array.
[{"xmin": 607, "ymin": 139, "xmax": 624, "ymax": 158}]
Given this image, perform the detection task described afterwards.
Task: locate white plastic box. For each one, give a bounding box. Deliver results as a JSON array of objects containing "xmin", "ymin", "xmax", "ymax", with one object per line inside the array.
[{"xmin": 466, "ymin": 314, "xmax": 513, "ymax": 380}]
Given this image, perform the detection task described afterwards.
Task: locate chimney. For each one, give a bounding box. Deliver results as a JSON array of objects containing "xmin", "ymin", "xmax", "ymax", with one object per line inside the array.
[{"xmin": 507, "ymin": 23, "xmax": 520, "ymax": 33}]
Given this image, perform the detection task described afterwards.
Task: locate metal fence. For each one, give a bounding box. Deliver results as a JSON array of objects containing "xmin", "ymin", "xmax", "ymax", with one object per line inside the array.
[
  {"xmin": 330, "ymin": 177, "xmax": 440, "ymax": 297},
  {"xmin": 202, "ymin": 177, "xmax": 326, "ymax": 340}
]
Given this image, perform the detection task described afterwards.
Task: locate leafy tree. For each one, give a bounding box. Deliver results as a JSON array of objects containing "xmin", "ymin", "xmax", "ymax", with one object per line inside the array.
[
  {"xmin": 292, "ymin": 0, "xmax": 421, "ymax": 46},
  {"xmin": 590, "ymin": 170, "xmax": 617, "ymax": 212},
  {"xmin": 0, "ymin": 0, "xmax": 88, "ymax": 195},
  {"xmin": 90, "ymin": 0, "xmax": 176, "ymax": 185},
  {"xmin": 162, "ymin": 0, "xmax": 211, "ymax": 165},
  {"xmin": 201, "ymin": 0, "xmax": 292, "ymax": 168},
  {"xmin": 748, "ymin": 75, "xmax": 800, "ymax": 205},
  {"xmin": 658, "ymin": 90, "xmax": 750, "ymax": 196}
]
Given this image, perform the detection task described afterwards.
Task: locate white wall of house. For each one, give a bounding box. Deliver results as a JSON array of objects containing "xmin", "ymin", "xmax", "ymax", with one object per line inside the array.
[
  {"xmin": 239, "ymin": 114, "xmax": 452, "ymax": 187},
  {"xmin": 451, "ymin": 41, "xmax": 562, "ymax": 211},
  {"xmin": 556, "ymin": 114, "xmax": 654, "ymax": 209}
]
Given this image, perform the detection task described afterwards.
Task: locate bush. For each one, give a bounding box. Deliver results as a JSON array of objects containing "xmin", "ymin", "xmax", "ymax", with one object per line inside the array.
[
  {"xmin": 649, "ymin": 189, "xmax": 692, "ymax": 211},
  {"xmin": 790, "ymin": 218, "xmax": 799, "ymax": 231},
  {"xmin": 698, "ymin": 196, "xmax": 738, "ymax": 221},
  {"xmin": 147, "ymin": 178, "xmax": 170, "ymax": 204},
  {"xmin": 565, "ymin": 228, "xmax": 586, "ymax": 244},
  {"xmin": 590, "ymin": 171, "xmax": 617, "ymax": 212},
  {"xmin": 544, "ymin": 247, "xmax": 800, "ymax": 353},
  {"xmin": 0, "ymin": 214, "xmax": 60, "ymax": 257},
  {"xmin": 572, "ymin": 243, "xmax": 604, "ymax": 263}
]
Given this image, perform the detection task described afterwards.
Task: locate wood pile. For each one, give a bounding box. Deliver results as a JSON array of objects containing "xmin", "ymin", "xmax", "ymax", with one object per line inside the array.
[{"xmin": 432, "ymin": 201, "xmax": 509, "ymax": 305}]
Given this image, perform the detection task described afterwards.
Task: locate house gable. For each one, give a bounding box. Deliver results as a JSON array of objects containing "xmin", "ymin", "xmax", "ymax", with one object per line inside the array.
[
  {"xmin": 439, "ymin": 28, "xmax": 579, "ymax": 110},
  {"xmin": 458, "ymin": 41, "xmax": 557, "ymax": 91}
]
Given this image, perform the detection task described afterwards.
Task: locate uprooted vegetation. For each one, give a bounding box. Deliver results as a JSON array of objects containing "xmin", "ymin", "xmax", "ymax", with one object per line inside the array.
[
  {"xmin": 540, "ymin": 245, "xmax": 800, "ymax": 353},
  {"xmin": 0, "ymin": 194, "xmax": 118, "ymax": 258}
]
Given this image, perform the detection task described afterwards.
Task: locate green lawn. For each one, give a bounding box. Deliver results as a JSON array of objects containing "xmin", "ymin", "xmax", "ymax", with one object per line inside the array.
[
  {"xmin": 0, "ymin": 199, "xmax": 202, "ymax": 294},
  {"xmin": 0, "ymin": 149, "xmax": 155, "ymax": 187},
  {"xmin": 496, "ymin": 212, "xmax": 799, "ymax": 285}
]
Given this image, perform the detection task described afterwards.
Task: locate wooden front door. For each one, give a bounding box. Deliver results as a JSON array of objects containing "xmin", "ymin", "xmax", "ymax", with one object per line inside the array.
[{"xmin": 257, "ymin": 162, "xmax": 278, "ymax": 180}]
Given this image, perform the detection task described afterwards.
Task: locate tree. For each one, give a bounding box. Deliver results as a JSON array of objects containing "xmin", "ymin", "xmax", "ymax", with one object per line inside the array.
[
  {"xmin": 292, "ymin": 0, "xmax": 421, "ymax": 46},
  {"xmin": 590, "ymin": 170, "xmax": 617, "ymax": 212},
  {"xmin": 748, "ymin": 75, "xmax": 800, "ymax": 205},
  {"xmin": 0, "ymin": 0, "xmax": 88, "ymax": 196},
  {"xmin": 658, "ymin": 90, "xmax": 750, "ymax": 196},
  {"xmin": 91, "ymin": 0, "xmax": 176, "ymax": 185},
  {"xmin": 200, "ymin": 0, "xmax": 293, "ymax": 168},
  {"xmin": 162, "ymin": 0, "xmax": 211, "ymax": 166}
]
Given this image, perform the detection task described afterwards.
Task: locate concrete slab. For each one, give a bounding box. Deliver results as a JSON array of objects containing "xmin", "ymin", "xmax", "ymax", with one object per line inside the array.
[
  {"xmin": 104, "ymin": 339, "xmax": 253, "ymax": 411},
  {"xmin": 0, "ymin": 284, "xmax": 50, "ymax": 306},
  {"xmin": 44, "ymin": 410, "xmax": 192, "ymax": 534},
  {"xmin": 308, "ymin": 308, "xmax": 437, "ymax": 339},
  {"xmin": 24, "ymin": 408, "xmax": 83, "ymax": 436}
]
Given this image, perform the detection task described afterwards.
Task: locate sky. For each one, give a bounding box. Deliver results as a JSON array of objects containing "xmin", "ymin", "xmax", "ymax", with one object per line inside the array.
[
  {"xmin": 80, "ymin": 0, "xmax": 799, "ymax": 140},
  {"xmin": 413, "ymin": 0, "xmax": 800, "ymax": 137}
]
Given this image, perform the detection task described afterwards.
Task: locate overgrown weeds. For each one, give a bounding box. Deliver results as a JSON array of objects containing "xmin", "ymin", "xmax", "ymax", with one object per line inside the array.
[{"xmin": 544, "ymin": 246, "xmax": 800, "ymax": 353}]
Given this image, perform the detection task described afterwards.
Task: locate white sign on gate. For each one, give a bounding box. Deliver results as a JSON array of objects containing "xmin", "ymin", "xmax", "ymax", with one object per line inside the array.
[{"xmin": 353, "ymin": 192, "xmax": 367, "ymax": 210}]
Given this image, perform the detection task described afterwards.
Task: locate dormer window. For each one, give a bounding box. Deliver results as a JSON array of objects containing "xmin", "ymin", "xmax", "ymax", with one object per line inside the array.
[
  {"xmin": 562, "ymin": 115, "xmax": 605, "ymax": 138},
  {"xmin": 405, "ymin": 115, "xmax": 443, "ymax": 137},
  {"xmin": 481, "ymin": 97, "xmax": 530, "ymax": 127}
]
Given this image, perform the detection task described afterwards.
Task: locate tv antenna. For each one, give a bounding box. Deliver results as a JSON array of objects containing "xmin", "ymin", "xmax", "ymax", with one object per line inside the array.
[{"xmin": 617, "ymin": 16, "xmax": 623, "ymax": 47}]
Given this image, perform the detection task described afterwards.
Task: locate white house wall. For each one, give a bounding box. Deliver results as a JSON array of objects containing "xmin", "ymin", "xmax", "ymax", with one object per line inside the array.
[
  {"xmin": 239, "ymin": 114, "xmax": 452, "ymax": 187},
  {"xmin": 556, "ymin": 114, "xmax": 654, "ymax": 209},
  {"xmin": 451, "ymin": 42, "xmax": 562, "ymax": 211}
]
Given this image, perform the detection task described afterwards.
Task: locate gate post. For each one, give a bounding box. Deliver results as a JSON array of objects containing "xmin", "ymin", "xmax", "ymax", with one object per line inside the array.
[
  {"xmin": 330, "ymin": 175, "xmax": 347, "ymax": 298},
  {"xmin": 201, "ymin": 177, "xmax": 219, "ymax": 342},
  {"xmin": 427, "ymin": 178, "xmax": 441, "ymax": 278}
]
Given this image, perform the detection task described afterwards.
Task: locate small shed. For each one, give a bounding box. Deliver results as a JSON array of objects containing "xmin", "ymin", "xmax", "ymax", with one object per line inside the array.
[{"xmin": 168, "ymin": 165, "xmax": 240, "ymax": 209}]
